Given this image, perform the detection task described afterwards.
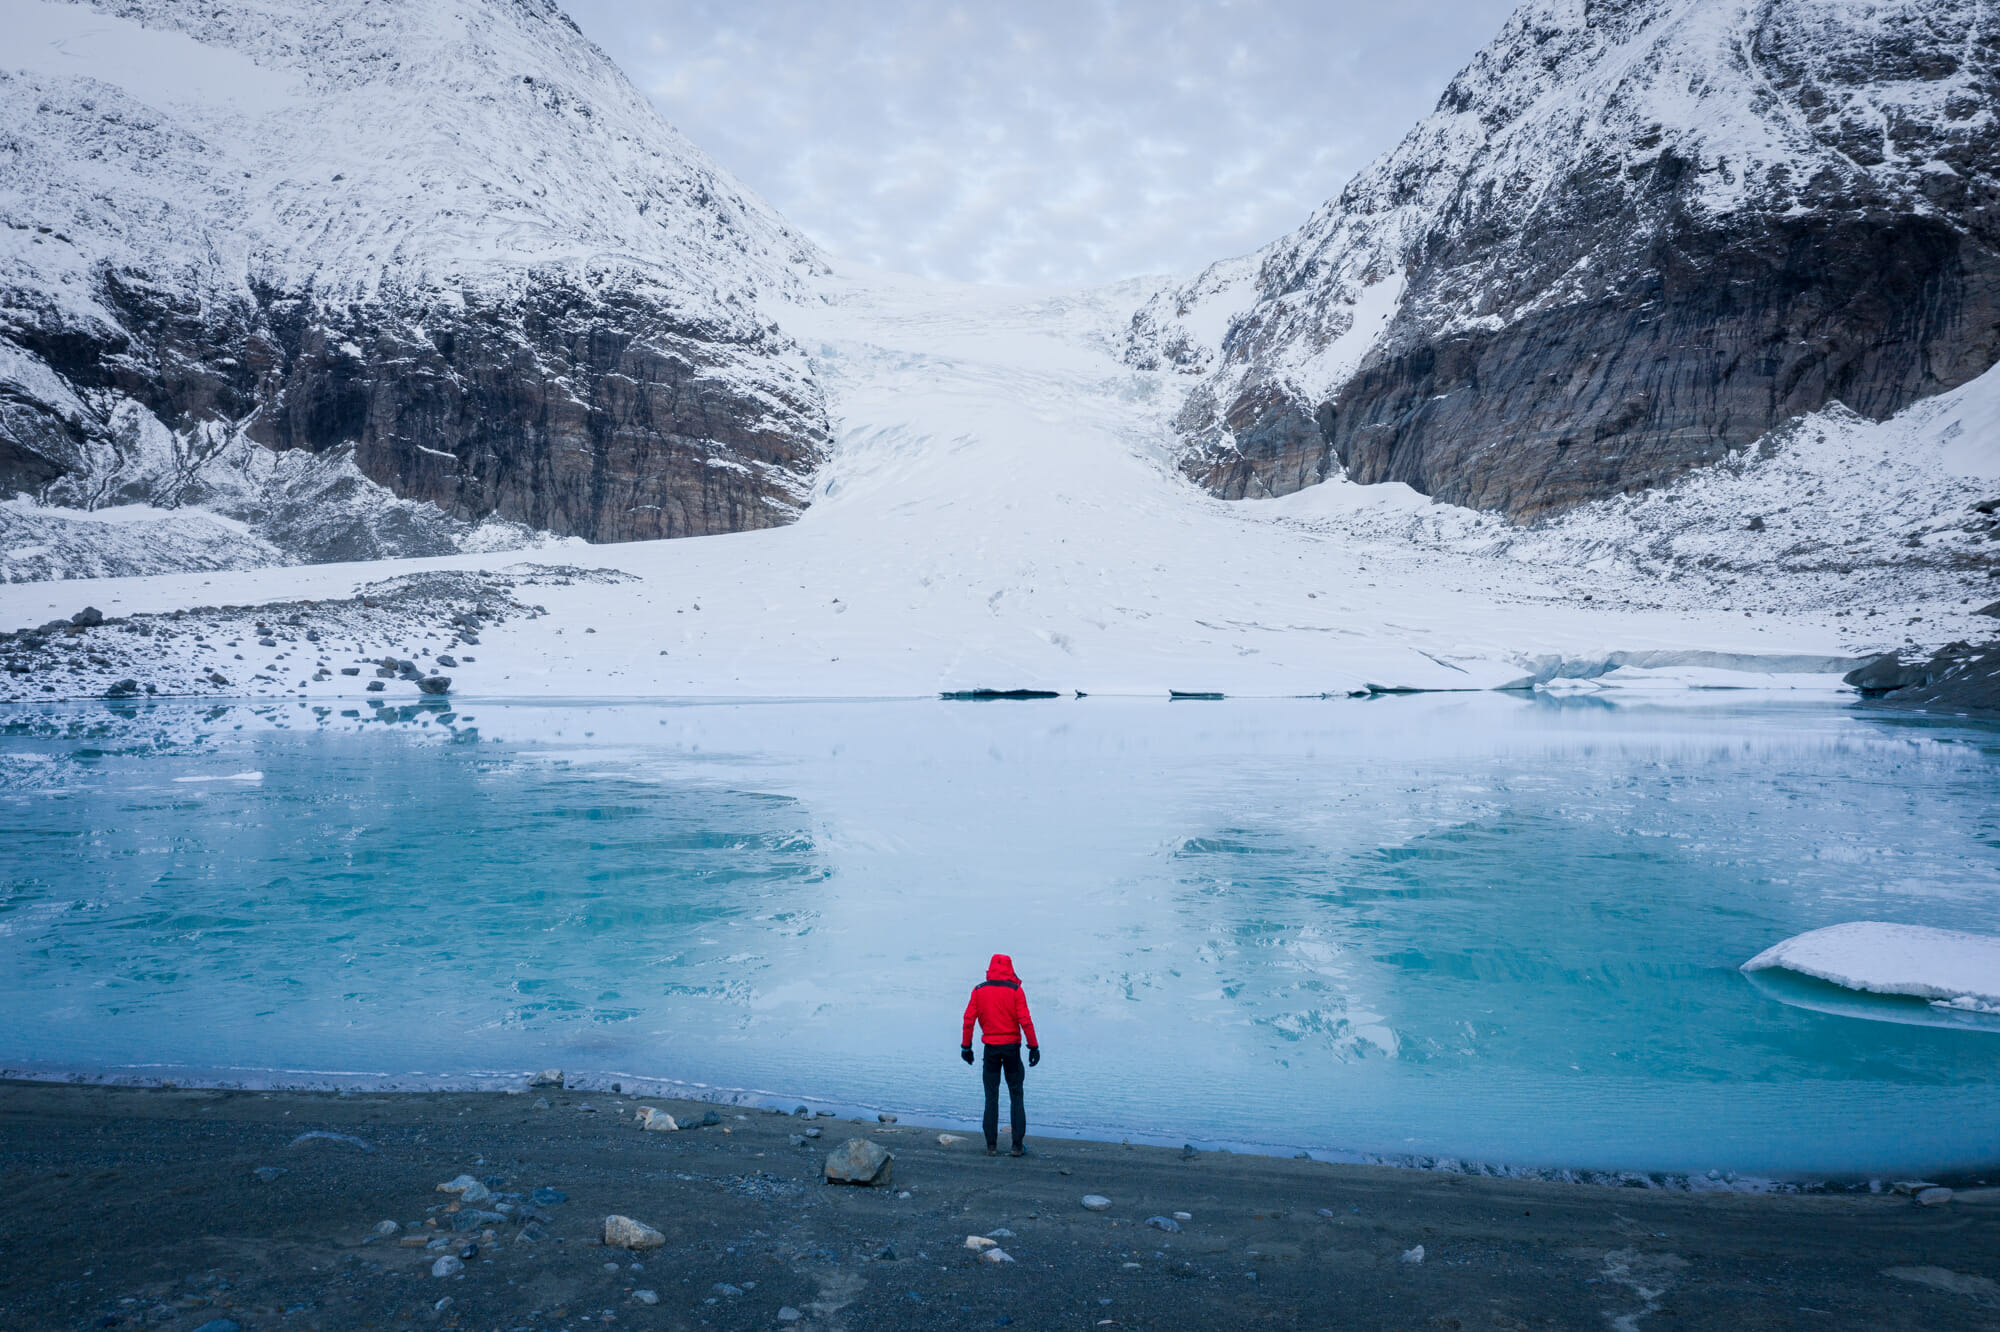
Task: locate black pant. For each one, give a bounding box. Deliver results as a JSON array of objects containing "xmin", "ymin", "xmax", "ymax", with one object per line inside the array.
[{"xmin": 981, "ymin": 1042, "xmax": 1026, "ymax": 1150}]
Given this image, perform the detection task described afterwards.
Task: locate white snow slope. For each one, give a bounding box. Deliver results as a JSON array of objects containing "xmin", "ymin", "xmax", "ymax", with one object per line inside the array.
[{"xmin": 4, "ymin": 264, "xmax": 1995, "ymax": 702}]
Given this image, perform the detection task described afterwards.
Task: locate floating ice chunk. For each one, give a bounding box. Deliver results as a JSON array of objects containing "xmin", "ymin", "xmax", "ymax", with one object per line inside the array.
[
  {"xmin": 1742, "ymin": 922, "xmax": 2000, "ymax": 1010},
  {"xmin": 173, "ymin": 771, "xmax": 264, "ymax": 783}
]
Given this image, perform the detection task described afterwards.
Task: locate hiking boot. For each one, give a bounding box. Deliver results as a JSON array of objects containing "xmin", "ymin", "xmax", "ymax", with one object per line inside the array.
[
  {"xmin": 985, "ymin": 1146, "xmax": 998, "ymax": 1156},
  {"xmin": 1010, "ymin": 1146, "xmax": 1027, "ymax": 1158}
]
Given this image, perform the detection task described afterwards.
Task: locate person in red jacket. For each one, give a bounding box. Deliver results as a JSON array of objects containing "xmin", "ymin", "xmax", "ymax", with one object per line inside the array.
[{"xmin": 960, "ymin": 953, "xmax": 1041, "ymax": 1156}]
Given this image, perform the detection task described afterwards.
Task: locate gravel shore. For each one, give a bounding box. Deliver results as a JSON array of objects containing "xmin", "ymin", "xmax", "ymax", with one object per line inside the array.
[{"xmin": 3, "ymin": 1081, "xmax": 1998, "ymax": 1330}]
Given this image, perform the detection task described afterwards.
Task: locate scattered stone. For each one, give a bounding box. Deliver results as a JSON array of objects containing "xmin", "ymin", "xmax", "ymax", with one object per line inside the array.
[
  {"xmin": 1146, "ymin": 1216, "xmax": 1182, "ymax": 1233},
  {"xmin": 372, "ymin": 1220, "xmax": 399, "ymax": 1236},
  {"xmin": 877, "ymin": 1245, "xmax": 899, "ymax": 1260},
  {"xmin": 823, "ymin": 1138, "xmax": 894, "ymax": 1187},
  {"xmin": 938, "ymin": 1133, "xmax": 964, "ymax": 1146},
  {"xmin": 1173, "ymin": 1211, "xmax": 1192, "ymax": 1222},
  {"xmin": 515, "ymin": 1221, "xmax": 547, "ymax": 1243},
  {"xmin": 437, "ymin": 655, "xmax": 459, "ymax": 667},
  {"xmin": 778, "ymin": 1308, "xmax": 803, "ymax": 1322},
  {"xmin": 965, "ymin": 1236, "xmax": 998, "ymax": 1251},
  {"xmin": 632, "ymin": 1290, "xmax": 660, "ymax": 1305},
  {"xmin": 804, "ymin": 1127, "xmax": 822, "ymax": 1139},
  {"xmin": 258, "ymin": 637, "xmax": 277, "ymax": 647},
  {"xmin": 339, "ymin": 666, "xmax": 360, "ymax": 675},
  {"xmin": 980, "ymin": 1248, "xmax": 1016, "ymax": 1265},
  {"xmin": 1917, "ymin": 1187, "xmax": 1955, "ymax": 1207},
  {"xmin": 1180, "ymin": 1144, "xmax": 1198, "ymax": 1160},
  {"xmin": 603, "ymin": 1262, "xmax": 622, "ymax": 1274},
  {"xmin": 438, "ymin": 1175, "xmax": 492, "ymax": 1203},
  {"xmin": 531, "ymin": 1187, "xmax": 567, "ymax": 1205},
  {"xmin": 531, "ymin": 1097, "xmax": 550, "ymax": 1110},
  {"xmin": 252, "ymin": 1166, "xmax": 287, "ymax": 1182},
  {"xmin": 292, "ymin": 1130, "xmax": 373, "ymax": 1151},
  {"xmin": 1400, "ymin": 1244, "xmax": 1425, "ymax": 1264},
  {"xmin": 637, "ymin": 1107, "xmax": 679, "ymax": 1132},
  {"xmin": 604, "ymin": 1214, "xmax": 666, "ymax": 1249},
  {"xmin": 1293, "ymin": 1151, "xmax": 1313, "ymax": 1160},
  {"xmin": 432, "ymin": 1255, "xmax": 464, "ymax": 1277},
  {"xmin": 988, "ymin": 1228, "xmax": 1015, "ymax": 1238},
  {"xmin": 789, "ymin": 1134, "xmax": 808, "ymax": 1147},
  {"xmin": 712, "ymin": 1282, "xmax": 743, "ymax": 1296},
  {"xmin": 1745, "ymin": 515, "xmax": 1765, "ymax": 532},
  {"xmin": 700, "ymin": 1108, "xmax": 721, "ymax": 1126},
  {"xmin": 878, "ymin": 1112, "xmax": 898, "ymax": 1124},
  {"xmin": 71, "ymin": 607, "xmax": 104, "ymax": 627},
  {"xmin": 365, "ymin": 680, "xmax": 384, "ymax": 692},
  {"xmin": 458, "ymin": 1242, "xmax": 478, "ymax": 1260},
  {"xmin": 577, "ymin": 1102, "xmax": 597, "ymax": 1113},
  {"xmin": 1891, "ymin": 1180, "xmax": 1942, "ymax": 1196},
  {"xmin": 418, "ymin": 675, "xmax": 452, "ymax": 695},
  {"xmin": 1081, "ymin": 1195, "xmax": 1112, "ymax": 1211}
]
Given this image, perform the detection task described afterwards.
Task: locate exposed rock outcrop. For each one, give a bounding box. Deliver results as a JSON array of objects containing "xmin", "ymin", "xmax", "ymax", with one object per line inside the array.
[
  {"xmin": 1846, "ymin": 641, "xmax": 2000, "ymax": 713},
  {"xmin": 1134, "ymin": 0, "xmax": 2000, "ymax": 520}
]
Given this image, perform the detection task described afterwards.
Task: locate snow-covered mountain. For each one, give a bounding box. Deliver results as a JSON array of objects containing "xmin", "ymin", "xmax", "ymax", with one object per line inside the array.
[
  {"xmin": 1131, "ymin": 0, "xmax": 2000, "ymax": 519},
  {"xmin": 1, "ymin": 0, "xmax": 830, "ymax": 571}
]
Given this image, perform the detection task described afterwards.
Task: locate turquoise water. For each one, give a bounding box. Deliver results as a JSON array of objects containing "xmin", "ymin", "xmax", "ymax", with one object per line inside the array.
[{"xmin": 3, "ymin": 693, "xmax": 1998, "ymax": 1177}]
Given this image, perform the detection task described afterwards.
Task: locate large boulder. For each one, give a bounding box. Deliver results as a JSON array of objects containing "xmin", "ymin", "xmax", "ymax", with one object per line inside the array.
[
  {"xmin": 822, "ymin": 1139, "xmax": 893, "ymax": 1187},
  {"xmin": 603, "ymin": 1215, "xmax": 665, "ymax": 1249}
]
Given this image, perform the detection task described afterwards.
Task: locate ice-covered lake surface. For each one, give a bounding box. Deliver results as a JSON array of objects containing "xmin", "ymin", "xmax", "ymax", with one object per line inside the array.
[{"xmin": 4, "ymin": 693, "xmax": 1998, "ymax": 1178}]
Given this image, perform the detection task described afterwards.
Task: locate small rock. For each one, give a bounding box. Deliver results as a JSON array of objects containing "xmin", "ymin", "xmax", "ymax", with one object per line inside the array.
[
  {"xmin": 804, "ymin": 1127, "xmax": 822, "ymax": 1139},
  {"xmin": 877, "ymin": 1245, "xmax": 899, "ymax": 1261},
  {"xmin": 631, "ymin": 1290, "xmax": 659, "ymax": 1305},
  {"xmin": 1400, "ymin": 1244, "xmax": 1425, "ymax": 1264},
  {"xmin": 778, "ymin": 1308, "xmax": 803, "ymax": 1322},
  {"xmin": 1180, "ymin": 1144, "xmax": 1198, "ymax": 1160},
  {"xmin": 1746, "ymin": 515, "xmax": 1766, "ymax": 532},
  {"xmin": 372, "ymin": 1220, "xmax": 399, "ymax": 1236},
  {"xmin": 1892, "ymin": 1180, "xmax": 1942, "ymax": 1195},
  {"xmin": 979, "ymin": 1248, "xmax": 1016, "ymax": 1265},
  {"xmin": 365, "ymin": 680, "xmax": 384, "ymax": 692},
  {"xmin": 823, "ymin": 1138, "xmax": 894, "ymax": 1186},
  {"xmin": 604, "ymin": 1214, "xmax": 665, "ymax": 1249},
  {"xmin": 938, "ymin": 1133, "xmax": 964, "ymax": 1146},
  {"xmin": 531, "ymin": 1097, "xmax": 550, "ymax": 1110},
  {"xmin": 1293, "ymin": 1151, "xmax": 1313, "ymax": 1160},
  {"xmin": 964, "ymin": 1236, "xmax": 998, "ymax": 1251},
  {"xmin": 458, "ymin": 1243, "xmax": 478, "ymax": 1260},
  {"xmin": 1081, "ymin": 1195, "xmax": 1112, "ymax": 1211},
  {"xmin": 339, "ymin": 666, "xmax": 360, "ymax": 676},
  {"xmin": 789, "ymin": 1134, "xmax": 808, "ymax": 1147},
  {"xmin": 418, "ymin": 675, "xmax": 452, "ymax": 695},
  {"xmin": 1146, "ymin": 1216, "xmax": 1182, "ymax": 1233},
  {"xmin": 701, "ymin": 1109, "xmax": 722, "ymax": 1126},
  {"xmin": 431, "ymin": 1255, "xmax": 464, "ymax": 1277},
  {"xmin": 71, "ymin": 607, "xmax": 104, "ymax": 627},
  {"xmin": 712, "ymin": 1282, "xmax": 743, "ymax": 1296},
  {"xmin": 793, "ymin": 1105, "xmax": 810, "ymax": 1116},
  {"xmin": 515, "ymin": 1221, "xmax": 547, "ymax": 1243},
  {"xmin": 484, "ymin": 1174, "xmax": 505, "ymax": 1188},
  {"xmin": 1917, "ymin": 1187, "xmax": 1955, "ymax": 1206},
  {"xmin": 252, "ymin": 1166, "xmax": 287, "ymax": 1182},
  {"xmin": 437, "ymin": 655, "xmax": 458, "ymax": 667},
  {"xmin": 603, "ymin": 1262, "xmax": 622, "ymax": 1273},
  {"xmin": 637, "ymin": 1107, "xmax": 679, "ymax": 1132},
  {"xmin": 878, "ymin": 1112, "xmax": 898, "ymax": 1124},
  {"xmin": 987, "ymin": 1228, "xmax": 1014, "ymax": 1238},
  {"xmin": 577, "ymin": 1102, "xmax": 597, "ymax": 1113},
  {"xmin": 531, "ymin": 1187, "xmax": 567, "ymax": 1205},
  {"xmin": 258, "ymin": 637, "xmax": 277, "ymax": 647},
  {"xmin": 531, "ymin": 1069, "xmax": 565, "ymax": 1088}
]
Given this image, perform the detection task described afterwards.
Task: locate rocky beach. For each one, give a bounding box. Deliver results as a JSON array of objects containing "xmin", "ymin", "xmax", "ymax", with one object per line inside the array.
[{"xmin": 3, "ymin": 1080, "xmax": 1997, "ymax": 1331}]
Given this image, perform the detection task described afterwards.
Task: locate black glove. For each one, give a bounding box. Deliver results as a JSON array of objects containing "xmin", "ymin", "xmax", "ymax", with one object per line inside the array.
[
  {"xmin": 1028, "ymin": 1046, "xmax": 1041, "ymax": 1067},
  {"xmin": 960, "ymin": 1046, "xmax": 974, "ymax": 1065}
]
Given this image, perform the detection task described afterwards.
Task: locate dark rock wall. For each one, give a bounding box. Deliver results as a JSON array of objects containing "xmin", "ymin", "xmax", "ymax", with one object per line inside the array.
[
  {"xmin": 3, "ymin": 278, "xmax": 830, "ymax": 543},
  {"xmin": 1326, "ymin": 212, "xmax": 2000, "ymax": 518}
]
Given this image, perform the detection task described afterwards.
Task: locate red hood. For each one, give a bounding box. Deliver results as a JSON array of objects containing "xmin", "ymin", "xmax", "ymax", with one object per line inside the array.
[{"xmin": 986, "ymin": 953, "xmax": 1019, "ymax": 983}]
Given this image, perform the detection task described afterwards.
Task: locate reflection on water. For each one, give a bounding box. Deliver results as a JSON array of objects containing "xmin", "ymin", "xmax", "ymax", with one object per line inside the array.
[{"xmin": 3, "ymin": 693, "xmax": 1998, "ymax": 1176}]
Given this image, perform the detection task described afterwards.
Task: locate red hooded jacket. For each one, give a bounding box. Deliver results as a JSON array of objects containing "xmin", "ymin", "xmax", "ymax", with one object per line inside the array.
[{"xmin": 962, "ymin": 953, "xmax": 1038, "ymax": 1048}]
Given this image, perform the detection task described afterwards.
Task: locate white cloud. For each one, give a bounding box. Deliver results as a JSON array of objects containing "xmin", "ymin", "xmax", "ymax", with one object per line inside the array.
[{"xmin": 563, "ymin": 0, "xmax": 1521, "ymax": 285}]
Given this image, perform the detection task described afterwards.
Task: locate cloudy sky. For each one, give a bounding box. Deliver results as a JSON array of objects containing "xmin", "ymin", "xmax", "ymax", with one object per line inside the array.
[{"xmin": 562, "ymin": 0, "xmax": 1521, "ymax": 287}]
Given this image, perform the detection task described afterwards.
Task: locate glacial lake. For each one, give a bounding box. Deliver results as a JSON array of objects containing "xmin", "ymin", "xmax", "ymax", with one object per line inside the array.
[{"xmin": 3, "ymin": 693, "xmax": 1997, "ymax": 1179}]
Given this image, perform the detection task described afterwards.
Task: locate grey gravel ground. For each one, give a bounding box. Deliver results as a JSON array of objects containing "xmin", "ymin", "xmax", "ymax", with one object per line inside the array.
[{"xmin": 2, "ymin": 1082, "xmax": 1998, "ymax": 1331}]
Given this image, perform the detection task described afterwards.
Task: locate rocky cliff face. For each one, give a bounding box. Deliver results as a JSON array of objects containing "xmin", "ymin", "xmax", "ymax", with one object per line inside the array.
[
  {"xmin": 0, "ymin": 0, "xmax": 830, "ymax": 568},
  {"xmin": 1132, "ymin": 0, "xmax": 2000, "ymax": 520}
]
